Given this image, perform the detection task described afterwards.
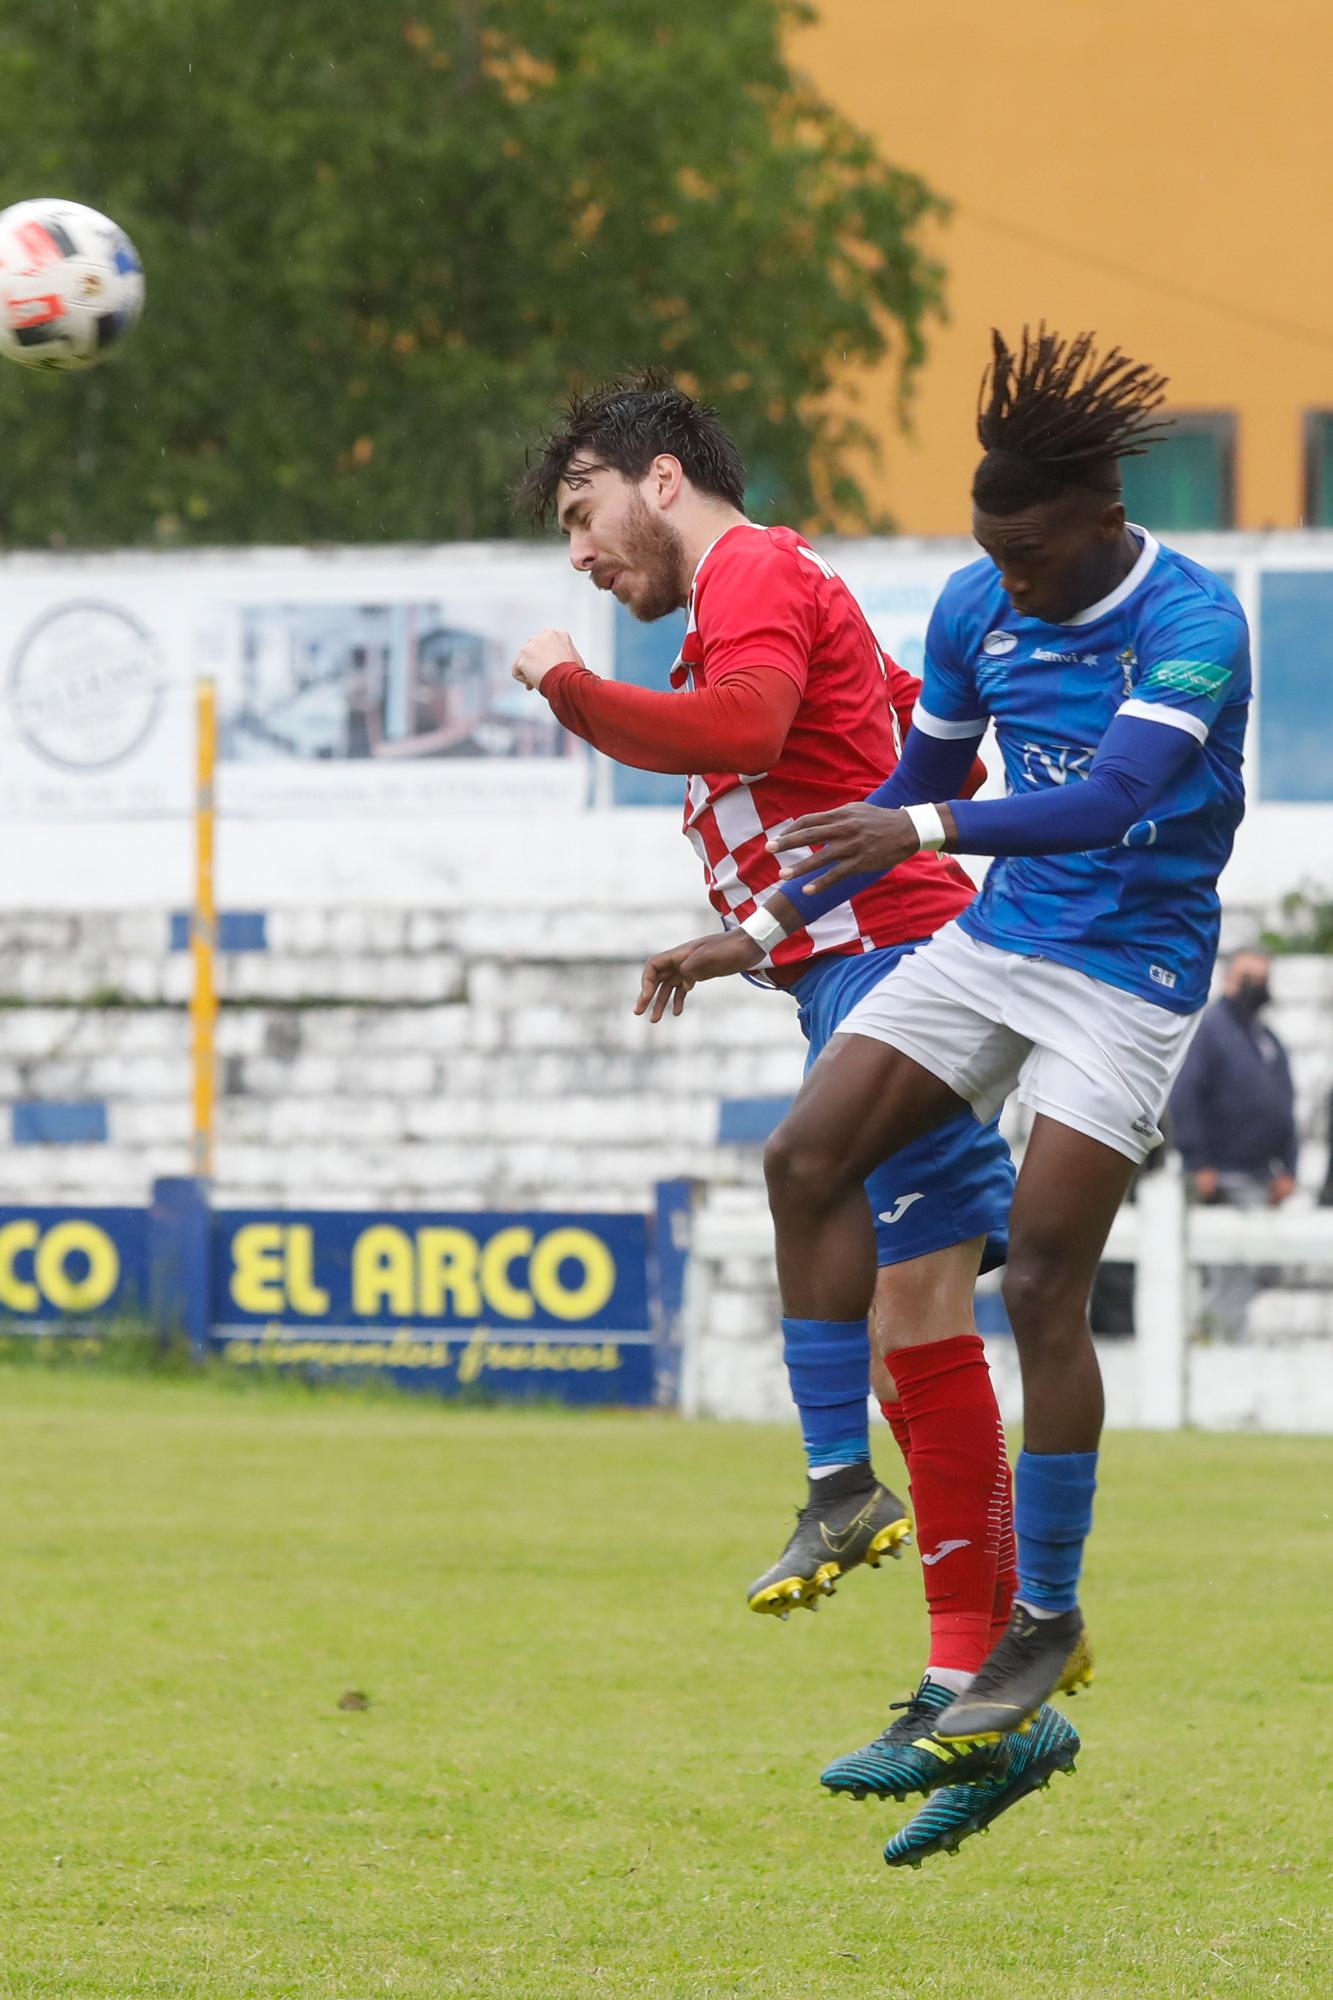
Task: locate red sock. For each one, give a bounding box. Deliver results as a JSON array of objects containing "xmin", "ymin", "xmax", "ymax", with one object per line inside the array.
[
  {"xmin": 878, "ymin": 1396, "xmax": 912, "ymax": 1467},
  {"xmin": 990, "ymin": 1433, "xmax": 1018, "ymax": 1647},
  {"xmin": 888, "ymin": 1334, "xmax": 1008, "ymax": 1676}
]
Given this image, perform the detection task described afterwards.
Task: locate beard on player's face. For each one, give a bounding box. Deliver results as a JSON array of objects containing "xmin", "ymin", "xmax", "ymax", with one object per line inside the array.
[{"xmin": 592, "ymin": 486, "xmax": 688, "ymax": 623}]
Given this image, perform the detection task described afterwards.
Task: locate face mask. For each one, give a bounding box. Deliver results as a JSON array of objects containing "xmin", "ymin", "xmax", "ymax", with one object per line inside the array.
[{"xmin": 1234, "ymin": 977, "xmax": 1270, "ymax": 1014}]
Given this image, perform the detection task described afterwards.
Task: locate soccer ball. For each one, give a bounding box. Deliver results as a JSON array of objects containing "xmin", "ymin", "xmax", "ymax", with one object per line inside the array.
[{"xmin": 0, "ymin": 198, "xmax": 144, "ymax": 372}]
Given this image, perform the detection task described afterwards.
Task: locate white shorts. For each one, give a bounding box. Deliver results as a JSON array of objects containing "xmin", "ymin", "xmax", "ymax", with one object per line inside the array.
[{"xmin": 837, "ymin": 920, "xmax": 1201, "ymax": 1164}]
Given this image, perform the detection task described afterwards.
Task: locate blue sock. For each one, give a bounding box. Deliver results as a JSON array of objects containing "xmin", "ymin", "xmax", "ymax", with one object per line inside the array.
[
  {"xmin": 1013, "ymin": 1448, "xmax": 1098, "ymax": 1613},
  {"xmin": 781, "ymin": 1317, "xmax": 871, "ymax": 1473}
]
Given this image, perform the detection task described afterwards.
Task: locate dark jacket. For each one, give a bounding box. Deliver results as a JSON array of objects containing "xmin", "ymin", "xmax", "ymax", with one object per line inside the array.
[{"xmin": 1170, "ymin": 995, "xmax": 1298, "ymax": 1179}]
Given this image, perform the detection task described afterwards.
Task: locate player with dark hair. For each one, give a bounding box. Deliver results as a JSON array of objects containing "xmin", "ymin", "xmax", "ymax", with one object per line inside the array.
[
  {"xmin": 512, "ymin": 371, "xmax": 1088, "ymax": 1867},
  {"xmin": 638, "ymin": 328, "xmax": 1250, "ymax": 1857},
  {"xmin": 518, "ymin": 367, "xmax": 749, "ymax": 541}
]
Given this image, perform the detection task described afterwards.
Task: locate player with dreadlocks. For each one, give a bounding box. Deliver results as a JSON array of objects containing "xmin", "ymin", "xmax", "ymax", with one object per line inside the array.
[{"xmin": 637, "ymin": 327, "xmax": 1251, "ymax": 1866}]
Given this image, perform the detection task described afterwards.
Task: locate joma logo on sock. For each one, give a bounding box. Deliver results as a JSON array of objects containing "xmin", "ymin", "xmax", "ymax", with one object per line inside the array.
[
  {"xmin": 878, "ymin": 1193, "xmax": 924, "ymax": 1226},
  {"xmin": 920, "ymin": 1539, "xmax": 972, "ymax": 1566}
]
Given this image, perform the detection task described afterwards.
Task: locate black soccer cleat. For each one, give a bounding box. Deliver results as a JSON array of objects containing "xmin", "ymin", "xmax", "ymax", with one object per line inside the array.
[
  {"xmin": 933, "ymin": 1604, "xmax": 1093, "ymax": 1742},
  {"xmin": 746, "ymin": 1462, "xmax": 911, "ymax": 1617}
]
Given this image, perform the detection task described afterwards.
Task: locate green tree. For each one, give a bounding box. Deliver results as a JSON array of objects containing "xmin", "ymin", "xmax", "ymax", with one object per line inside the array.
[{"xmin": 0, "ymin": 1, "xmax": 945, "ymax": 547}]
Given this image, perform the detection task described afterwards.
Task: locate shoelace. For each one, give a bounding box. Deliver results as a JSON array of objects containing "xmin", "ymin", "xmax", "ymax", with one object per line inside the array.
[{"xmin": 874, "ymin": 1692, "xmax": 938, "ymax": 1748}]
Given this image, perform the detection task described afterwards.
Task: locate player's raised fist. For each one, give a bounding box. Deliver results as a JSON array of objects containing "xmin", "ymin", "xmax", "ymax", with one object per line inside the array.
[{"xmin": 512, "ymin": 630, "xmax": 585, "ymax": 692}]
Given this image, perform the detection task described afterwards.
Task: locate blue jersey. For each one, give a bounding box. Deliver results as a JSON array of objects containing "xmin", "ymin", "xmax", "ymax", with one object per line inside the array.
[{"xmin": 917, "ymin": 529, "xmax": 1249, "ymax": 1014}]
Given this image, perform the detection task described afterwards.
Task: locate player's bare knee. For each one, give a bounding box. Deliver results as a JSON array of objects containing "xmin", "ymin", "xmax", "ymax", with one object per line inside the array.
[
  {"xmin": 763, "ymin": 1123, "xmax": 841, "ymax": 1217},
  {"xmin": 1001, "ymin": 1256, "xmax": 1085, "ymax": 1343},
  {"xmin": 875, "ymin": 1240, "xmax": 984, "ymax": 1352}
]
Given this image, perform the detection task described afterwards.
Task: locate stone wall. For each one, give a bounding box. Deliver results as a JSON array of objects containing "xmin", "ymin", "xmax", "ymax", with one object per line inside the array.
[
  {"xmin": 2, "ymin": 908, "xmax": 1330, "ymax": 1215},
  {"xmin": 0, "ymin": 905, "xmax": 805, "ymax": 1210}
]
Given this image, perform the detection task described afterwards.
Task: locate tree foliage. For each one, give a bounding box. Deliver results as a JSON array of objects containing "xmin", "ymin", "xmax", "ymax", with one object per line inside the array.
[{"xmin": 0, "ymin": 1, "xmax": 946, "ymax": 546}]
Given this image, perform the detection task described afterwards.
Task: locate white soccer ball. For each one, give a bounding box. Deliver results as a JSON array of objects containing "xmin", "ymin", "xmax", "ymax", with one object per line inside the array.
[{"xmin": 0, "ymin": 198, "xmax": 144, "ymax": 372}]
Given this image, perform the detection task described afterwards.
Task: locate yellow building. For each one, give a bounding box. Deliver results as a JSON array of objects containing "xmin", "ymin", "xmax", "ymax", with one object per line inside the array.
[{"xmin": 795, "ymin": 0, "xmax": 1333, "ymax": 533}]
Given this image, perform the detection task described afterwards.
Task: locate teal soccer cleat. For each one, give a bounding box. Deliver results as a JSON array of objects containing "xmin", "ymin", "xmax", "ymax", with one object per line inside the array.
[
  {"xmin": 882, "ymin": 1704, "xmax": 1080, "ymax": 1869},
  {"xmin": 820, "ymin": 1678, "xmax": 1009, "ymax": 1802}
]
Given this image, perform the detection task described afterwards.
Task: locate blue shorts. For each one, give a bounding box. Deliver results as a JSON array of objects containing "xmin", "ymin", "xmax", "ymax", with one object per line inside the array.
[{"xmin": 789, "ymin": 942, "xmax": 1014, "ymax": 1274}]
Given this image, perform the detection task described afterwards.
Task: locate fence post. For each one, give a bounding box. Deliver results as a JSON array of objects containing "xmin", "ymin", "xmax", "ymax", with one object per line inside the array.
[
  {"xmin": 148, "ymin": 1176, "xmax": 212, "ymax": 1356},
  {"xmin": 1133, "ymin": 1169, "xmax": 1188, "ymax": 1429},
  {"xmin": 650, "ymin": 1178, "xmax": 694, "ymax": 1407},
  {"xmin": 191, "ymin": 679, "xmax": 218, "ymax": 1183}
]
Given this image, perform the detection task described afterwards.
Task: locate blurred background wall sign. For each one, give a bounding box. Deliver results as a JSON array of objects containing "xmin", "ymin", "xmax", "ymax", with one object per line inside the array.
[
  {"xmin": 0, "ymin": 546, "xmax": 609, "ymax": 820},
  {"xmin": 1, "ymin": 533, "xmax": 1328, "ymax": 907},
  {"xmin": 0, "ymin": 1183, "xmax": 676, "ymax": 1409}
]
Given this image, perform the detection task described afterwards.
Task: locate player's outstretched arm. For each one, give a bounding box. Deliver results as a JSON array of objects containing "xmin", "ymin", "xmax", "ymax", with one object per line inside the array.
[
  {"xmin": 767, "ymin": 710, "xmax": 1202, "ymax": 935},
  {"xmin": 634, "ymin": 923, "xmax": 778, "ymax": 1022},
  {"xmin": 511, "ymin": 630, "xmax": 800, "ymax": 777}
]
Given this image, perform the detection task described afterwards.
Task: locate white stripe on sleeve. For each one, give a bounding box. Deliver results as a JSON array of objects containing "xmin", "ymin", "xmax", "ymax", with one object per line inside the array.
[
  {"xmin": 1116, "ymin": 697, "xmax": 1209, "ymax": 744},
  {"xmin": 912, "ymin": 703, "xmax": 987, "ymax": 741}
]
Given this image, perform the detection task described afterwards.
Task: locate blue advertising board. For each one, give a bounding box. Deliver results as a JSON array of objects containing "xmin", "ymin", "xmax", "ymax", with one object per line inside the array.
[
  {"xmin": 209, "ymin": 1205, "xmax": 657, "ymax": 1403},
  {"xmin": 0, "ymin": 1184, "xmax": 681, "ymax": 1407},
  {"xmin": 0, "ymin": 1205, "xmax": 148, "ymax": 1320}
]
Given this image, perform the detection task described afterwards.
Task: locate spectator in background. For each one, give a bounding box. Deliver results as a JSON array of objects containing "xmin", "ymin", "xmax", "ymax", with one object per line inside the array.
[{"xmin": 1169, "ymin": 947, "xmax": 1297, "ymax": 1336}]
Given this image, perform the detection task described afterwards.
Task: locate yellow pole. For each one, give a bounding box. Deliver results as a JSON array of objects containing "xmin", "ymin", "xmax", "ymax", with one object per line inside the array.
[{"xmin": 191, "ymin": 678, "xmax": 218, "ymax": 1182}]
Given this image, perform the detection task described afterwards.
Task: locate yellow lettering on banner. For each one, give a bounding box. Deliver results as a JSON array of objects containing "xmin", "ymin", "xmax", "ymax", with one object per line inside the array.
[
  {"xmin": 417, "ymin": 1228, "xmax": 482, "ymax": 1318},
  {"xmin": 230, "ymin": 1223, "xmax": 287, "ymax": 1313},
  {"xmin": 0, "ymin": 1219, "xmax": 39, "ymax": 1313},
  {"xmin": 529, "ymin": 1228, "xmax": 616, "ymax": 1321},
  {"xmin": 34, "ymin": 1221, "xmax": 120, "ymax": 1312},
  {"xmin": 353, "ymin": 1226, "xmax": 415, "ymax": 1317},
  {"xmin": 224, "ymin": 1334, "xmax": 455, "ymax": 1371},
  {"xmin": 220, "ymin": 1329, "xmax": 630, "ymax": 1379},
  {"xmin": 456, "ymin": 1337, "xmax": 625, "ymax": 1378},
  {"xmin": 480, "ymin": 1226, "xmax": 533, "ymax": 1320},
  {"xmin": 284, "ymin": 1225, "xmax": 330, "ymax": 1316},
  {"xmin": 457, "ymin": 1330, "xmax": 488, "ymax": 1386}
]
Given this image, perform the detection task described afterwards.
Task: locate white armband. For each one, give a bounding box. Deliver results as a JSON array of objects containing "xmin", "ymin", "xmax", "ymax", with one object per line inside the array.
[
  {"xmin": 902, "ymin": 802, "xmax": 947, "ymax": 853},
  {"xmin": 740, "ymin": 903, "xmax": 789, "ymax": 953}
]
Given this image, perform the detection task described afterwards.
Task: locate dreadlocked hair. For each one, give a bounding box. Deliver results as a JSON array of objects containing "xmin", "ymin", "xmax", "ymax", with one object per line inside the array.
[
  {"xmin": 516, "ymin": 367, "xmax": 747, "ymax": 526},
  {"xmin": 972, "ymin": 326, "xmax": 1172, "ymax": 515}
]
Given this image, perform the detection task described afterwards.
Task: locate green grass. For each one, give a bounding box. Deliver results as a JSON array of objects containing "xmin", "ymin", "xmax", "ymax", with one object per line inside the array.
[{"xmin": 0, "ymin": 1372, "xmax": 1328, "ymax": 1998}]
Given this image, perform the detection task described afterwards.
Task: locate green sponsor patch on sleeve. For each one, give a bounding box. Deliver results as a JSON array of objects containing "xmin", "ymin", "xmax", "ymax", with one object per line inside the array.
[{"xmin": 1141, "ymin": 657, "xmax": 1231, "ymax": 700}]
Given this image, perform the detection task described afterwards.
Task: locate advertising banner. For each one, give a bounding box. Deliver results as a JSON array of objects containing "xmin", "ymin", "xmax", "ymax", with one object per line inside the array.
[
  {"xmin": 210, "ymin": 1206, "xmax": 655, "ymax": 1402},
  {"xmin": 0, "ymin": 546, "xmax": 610, "ymax": 819},
  {"xmin": 0, "ymin": 1190, "xmax": 667, "ymax": 1408},
  {"xmin": 0, "ymin": 1205, "xmax": 149, "ymax": 1320}
]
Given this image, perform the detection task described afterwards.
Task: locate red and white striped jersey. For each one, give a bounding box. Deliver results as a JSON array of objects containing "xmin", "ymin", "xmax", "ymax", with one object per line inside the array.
[{"xmin": 671, "ymin": 522, "xmax": 975, "ymax": 971}]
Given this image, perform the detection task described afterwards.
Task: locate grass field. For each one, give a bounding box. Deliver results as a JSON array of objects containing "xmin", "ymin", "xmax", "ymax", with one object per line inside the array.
[{"xmin": 0, "ymin": 1370, "xmax": 1328, "ymax": 1998}]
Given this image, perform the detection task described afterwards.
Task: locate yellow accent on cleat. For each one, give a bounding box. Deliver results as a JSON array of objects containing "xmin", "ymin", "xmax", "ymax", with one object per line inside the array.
[
  {"xmin": 748, "ymin": 1567, "xmax": 841, "ymax": 1615},
  {"xmin": 1058, "ymin": 1631, "xmax": 1095, "ymax": 1696},
  {"xmin": 941, "ymin": 1718, "xmax": 1032, "ymax": 1746},
  {"xmin": 910, "ymin": 1735, "xmax": 974, "ymax": 1766},
  {"xmin": 747, "ymin": 1519, "xmax": 910, "ymax": 1615},
  {"xmin": 864, "ymin": 1519, "xmax": 912, "ymax": 1567}
]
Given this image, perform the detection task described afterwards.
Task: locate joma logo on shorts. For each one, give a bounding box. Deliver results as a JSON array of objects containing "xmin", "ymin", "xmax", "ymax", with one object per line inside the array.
[{"xmin": 878, "ymin": 1193, "xmax": 925, "ymax": 1225}]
